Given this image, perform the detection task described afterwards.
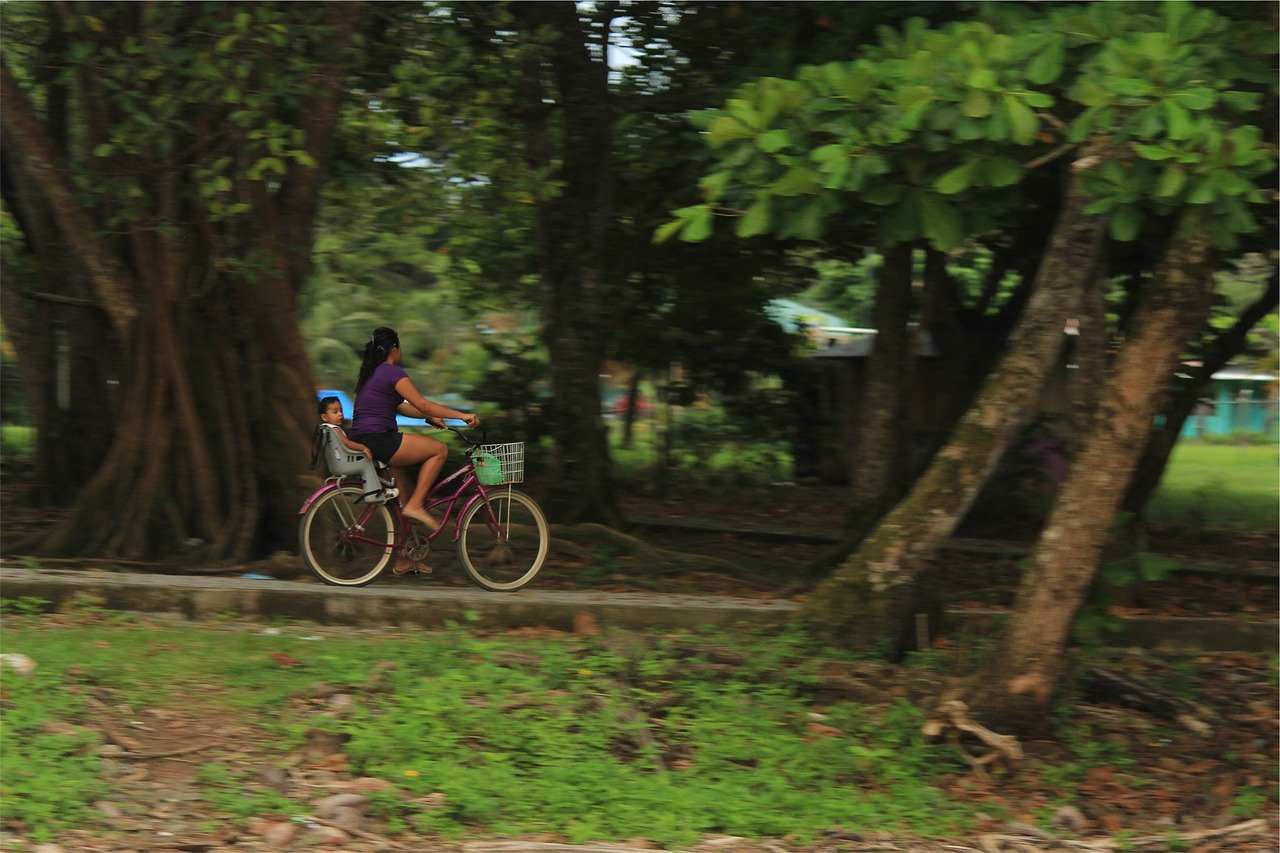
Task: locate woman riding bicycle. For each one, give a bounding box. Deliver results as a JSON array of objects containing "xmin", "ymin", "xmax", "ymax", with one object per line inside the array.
[{"xmin": 348, "ymin": 327, "xmax": 478, "ymax": 547}]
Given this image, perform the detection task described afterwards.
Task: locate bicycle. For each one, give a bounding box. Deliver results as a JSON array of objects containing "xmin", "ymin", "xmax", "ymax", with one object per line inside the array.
[{"xmin": 298, "ymin": 423, "xmax": 550, "ymax": 591}]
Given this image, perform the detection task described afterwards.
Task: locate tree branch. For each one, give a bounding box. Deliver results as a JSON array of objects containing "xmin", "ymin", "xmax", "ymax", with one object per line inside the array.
[{"xmin": 0, "ymin": 58, "xmax": 137, "ymax": 337}]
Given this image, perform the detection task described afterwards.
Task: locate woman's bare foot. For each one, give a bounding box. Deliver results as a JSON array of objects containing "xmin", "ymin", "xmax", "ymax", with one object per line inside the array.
[
  {"xmin": 401, "ymin": 507, "xmax": 440, "ymax": 531},
  {"xmin": 392, "ymin": 556, "xmax": 424, "ymax": 576}
]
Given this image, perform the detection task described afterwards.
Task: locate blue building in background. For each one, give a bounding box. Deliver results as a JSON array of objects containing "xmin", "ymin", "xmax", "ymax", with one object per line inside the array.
[{"xmin": 1178, "ymin": 369, "xmax": 1278, "ymax": 439}]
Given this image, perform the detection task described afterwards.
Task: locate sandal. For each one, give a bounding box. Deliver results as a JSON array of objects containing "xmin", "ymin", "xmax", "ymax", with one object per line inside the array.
[{"xmin": 392, "ymin": 560, "xmax": 431, "ymax": 576}]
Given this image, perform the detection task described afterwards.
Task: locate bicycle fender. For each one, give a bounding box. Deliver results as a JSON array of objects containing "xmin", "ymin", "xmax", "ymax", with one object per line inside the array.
[
  {"xmin": 454, "ymin": 492, "xmax": 492, "ymax": 541},
  {"xmin": 298, "ymin": 481, "xmax": 348, "ymax": 515}
]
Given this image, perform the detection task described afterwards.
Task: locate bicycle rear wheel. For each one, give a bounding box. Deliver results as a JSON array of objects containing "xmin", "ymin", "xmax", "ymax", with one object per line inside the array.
[
  {"xmin": 299, "ymin": 485, "xmax": 396, "ymax": 586},
  {"xmin": 456, "ymin": 488, "xmax": 548, "ymax": 591}
]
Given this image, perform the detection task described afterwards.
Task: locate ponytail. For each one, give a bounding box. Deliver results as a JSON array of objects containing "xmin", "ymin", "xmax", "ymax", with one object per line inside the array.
[{"xmin": 355, "ymin": 327, "xmax": 399, "ymax": 394}]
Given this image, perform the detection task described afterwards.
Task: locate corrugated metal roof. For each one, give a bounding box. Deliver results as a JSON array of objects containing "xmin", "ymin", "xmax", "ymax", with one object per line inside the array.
[{"xmin": 766, "ymin": 298, "xmax": 850, "ymax": 333}]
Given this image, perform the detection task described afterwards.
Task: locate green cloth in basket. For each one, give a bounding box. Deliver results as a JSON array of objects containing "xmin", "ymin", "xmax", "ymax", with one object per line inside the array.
[{"xmin": 472, "ymin": 452, "xmax": 504, "ymax": 485}]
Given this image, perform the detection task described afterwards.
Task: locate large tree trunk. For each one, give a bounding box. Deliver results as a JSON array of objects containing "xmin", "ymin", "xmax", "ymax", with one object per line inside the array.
[
  {"xmin": 0, "ymin": 169, "xmax": 117, "ymax": 504},
  {"xmin": 798, "ymin": 147, "xmax": 1108, "ymax": 653},
  {"xmin": 972, "ymin": 228, "xmax": 1217, "ymax": 734},
  {"xmin": 0, "ymin": 3, "xmax": 364, "ymax": 562},
  {"xmin": 1122, "ymin": 271, "xmax": 1278, "ymax": 516},
  {"xmin": 844, "ymin": 244, "xmax": 915, "ymax": 540},
  {"xmin": 510, "ymin": 1, "xmax": 622, "ymax": 526}
]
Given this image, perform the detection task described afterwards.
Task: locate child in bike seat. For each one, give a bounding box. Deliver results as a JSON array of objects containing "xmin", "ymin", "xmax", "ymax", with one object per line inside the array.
[{"xmin": 313, "ymin": 396, "xmax": 399, "ymax": 504}]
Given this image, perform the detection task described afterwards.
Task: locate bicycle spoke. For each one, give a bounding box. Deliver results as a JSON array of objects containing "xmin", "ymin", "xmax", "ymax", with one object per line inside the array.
[
  {"xmin": 300, "ymin": 486, "xmax": 395, "ymax": 586},
  {"xmin": 456, "ymin": 489, "xmax": 548, "ymax": 591}
]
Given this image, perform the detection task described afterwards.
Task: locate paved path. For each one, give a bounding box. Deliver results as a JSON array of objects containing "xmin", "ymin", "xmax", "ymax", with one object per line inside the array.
[{"xmin": 0, "ymin": 565, "xmax": 796, "ymax": 632}]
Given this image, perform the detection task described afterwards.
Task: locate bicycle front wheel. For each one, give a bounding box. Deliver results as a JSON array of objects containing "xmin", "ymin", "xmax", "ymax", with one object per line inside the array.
[
  {"xmin": 299, "ymin": 485, "xmax": 396, "ymax": 586},
  {"xmin": 456, "ymin": 488, "xmax": 549, "ymax": 591}
]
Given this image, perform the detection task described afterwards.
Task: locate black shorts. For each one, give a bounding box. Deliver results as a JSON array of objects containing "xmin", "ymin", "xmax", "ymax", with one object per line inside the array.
[{"xmin": 348, "ymin": 430, "xmax": 403, "ymax": 464}]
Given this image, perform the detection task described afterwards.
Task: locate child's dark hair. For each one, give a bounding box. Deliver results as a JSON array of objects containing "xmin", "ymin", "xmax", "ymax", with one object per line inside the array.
[
  {"xmin": 318, "ymin": 395, "xmax": 340, "ymax": 416},
  {"xmin": 355, "ymin": 327, "xmax": 400, "ymax": 394}
]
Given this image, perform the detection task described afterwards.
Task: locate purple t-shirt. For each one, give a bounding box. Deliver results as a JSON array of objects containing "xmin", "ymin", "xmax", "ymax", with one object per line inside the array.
[{"xmin": 351, "ymin": 364, "xmax": 409, "ymax": 435}]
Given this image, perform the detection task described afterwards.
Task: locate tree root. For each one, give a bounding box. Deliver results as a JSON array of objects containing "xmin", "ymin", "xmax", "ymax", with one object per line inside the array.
[
  {"xmin": 550, "ymin": 522, "xmax": 758, "ymax": 577},
  {"xmin": 977, "ymin": 818, "xmax": 1270, "ymax": 852},
  {"xmin": 1083, "ymin": 666, "xmax": 1216, "ymax": 734},
  {"xmin": 924, "ymin": 698, "xmax": 1024, "ymax": 777}
]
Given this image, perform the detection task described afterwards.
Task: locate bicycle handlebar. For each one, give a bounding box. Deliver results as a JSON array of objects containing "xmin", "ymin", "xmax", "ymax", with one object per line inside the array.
[{"xmin": 433, "ymin": 419, "xmax": 486, "ymax": 448}]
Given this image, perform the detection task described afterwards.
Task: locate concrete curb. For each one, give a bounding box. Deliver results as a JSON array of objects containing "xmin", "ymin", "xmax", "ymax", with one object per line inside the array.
[
  {"xmin": 1, "ymin": 567, "xmax": 1274, "ymax": 652},
  {"xmin": 0, "ymin": 567, "xmax": 797, "ymax": 632}
]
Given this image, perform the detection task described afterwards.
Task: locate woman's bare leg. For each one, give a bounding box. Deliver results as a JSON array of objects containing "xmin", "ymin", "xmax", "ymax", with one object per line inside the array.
[{"xmin": 390, "ymin": 433, "xmax": 450, "ymax": 529}]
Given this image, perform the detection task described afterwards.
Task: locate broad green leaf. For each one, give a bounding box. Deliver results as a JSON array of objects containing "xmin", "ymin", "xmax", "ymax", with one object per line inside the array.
[
  {"xmin": 756, "ymin": 129, "xmax": 791, "ymax": 154},
  {"xmin": 1155, "ymin": 164, "xmax": 1186, "ymax": 198},
  {"xmin": 1221, "ymin": 91, "xmax": 1261, "ymax": 112},
  {"xmin": 1109, "ymin": 205, "xmax": 1141, "ymax": 241},
  {"xmin": 822, "ymin": 158, "xmax": 851, "ymax": 190},
  {"xmin": 844, "ymin": 63, "xmax": 875, "ymax": 102},
  {"xmin": 92, "ymin": 143, "xmax": 115, "ymax": 157},
  {"xmin": 899, "ymin": 86, "xmax": 934, "ymax": 110},
  {"xmin": 653, "ymin": 213, "xmax": 688, "ymax": 244},
  {"xmin": 736, "ymin": 197, "xmax": 771, "ymax": 238},
  {"xmin": 1133, "ymin": 143, "xmax": 1176, "ymax": 161},
  {"xmin": 707, "ymin": 116, "xmax": 755, "ymax": 144},
  {"xmin": 1228, "ymin": 126, "xmax": 1265, "ymax": 166},
  {"xmin": 770, "ymin": 167, "xmax": 821, "ymax": 197},
  {"xmin": 1016, "ymin": 91, "xmax": 1055, "ymax": 110},
  {"xmin": 812, "ymin": 143, "xmax": 849, "ymax": 164},
  {"xmin": 726, "ymin": 99, "xmax": 762, "ymax": 131},
  {"xmin": 901, "ymin": 99, "xmax": 931, "ymax": 132},
  {"xmin": 699, "ymin": 171, "xmax": 732, "ymax": 199},
  {"xmin": 680, "ymin": 206, "xmax": 714, "ymax": 242},
  {"xmin": 983, "ymin": 157, "xmax": 1023, "ymax": 187},
  {"xmin": 1026, "ymin": 40, "xmax": 1064, "ymax": 85},
  {"xmin": 756, "ymin": 78, "xmax": 787, "ymax": 125},
  {"xmin": 1164, "ymin": 101, "xmax": 1193, "ymax": 140},
  {"xmin": 920, "ymin": 193, "xmax": 964, "ymax": 249},
  {"xmin": 1003, "ymin": 96, "xmax": 1038, "ymax": 145},
  {"xmin": 1173, "ymin": 87, "xmax": 1216, "ymax": 111},
  {"xmin": 966, "ymin": 68, "xmax": 998, "ymax": 90},
  {"xmin": 934, "ymin": 161, "xmax": 978, "ymax": 195},
  {"xmin": 1073, "ymin": 80, "xmax": 1114, "ymax": 108},
  {"xmin": 961, "ymin": 89, "xmax": 993, "ymax": 118},
  {"xmin": 1136, "ymin": 31, "xmax": 1172, "ymax": 62}
]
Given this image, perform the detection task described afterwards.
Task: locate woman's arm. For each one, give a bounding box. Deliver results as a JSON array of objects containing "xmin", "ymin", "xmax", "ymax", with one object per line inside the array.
[{"xmin": 395, "ymin": 377, "xmax": 478, "ymax": 426}]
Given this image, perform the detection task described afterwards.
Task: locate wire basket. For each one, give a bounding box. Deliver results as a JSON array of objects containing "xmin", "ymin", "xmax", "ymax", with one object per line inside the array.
[{"xmin": 473, "ymin": 442, "xmax": 524, "ymax": 485}]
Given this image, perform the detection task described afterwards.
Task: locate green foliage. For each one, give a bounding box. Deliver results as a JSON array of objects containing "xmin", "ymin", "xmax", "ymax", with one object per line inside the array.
[
  {"xmin": 664, "ymin": 2, "xmax": 1276, "ymax": 252},
  {"xmin": 0, "ymin": 615, "xmax": 977, "ymax": 845},
  {"xmin": 193, "ymin": 764, "xmax": 296, "ymax": 819},
  {"xmin": 3, "ymin": 612, "xmax": 1274, "ymax": 845},
  {"xmin": 331, "ymin": 629, "xmax": 969, "ymax": 845},
  {"xmin": 0, "ymin": 670, "xmax": 107, "ymax": 840},
  {"xmin": 0, "ymin": 596, "xmax": 51, "ymax": 616},
  {"xmin": 1040, "ymin": 718, "xmax": 1138, "ymax": 793}
]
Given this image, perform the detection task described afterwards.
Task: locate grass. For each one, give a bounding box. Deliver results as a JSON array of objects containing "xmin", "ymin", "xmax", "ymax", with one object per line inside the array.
[
  {"xmin": 1146, "ymin": 442, "xmax": 1278, "ymax": 529},
  {"xmin": 0, "ymin": 424, "xmax": 34, "ymax": 461},
  {"xmin": 0, "ymin": 610, "xmax": 982, "ymax": 845}
]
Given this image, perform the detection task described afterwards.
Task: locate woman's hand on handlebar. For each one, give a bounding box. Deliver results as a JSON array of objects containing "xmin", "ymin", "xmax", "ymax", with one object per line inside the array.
[{"xmin": 430, "ymin": 413, "xmax": 479, "ymax": 429}]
